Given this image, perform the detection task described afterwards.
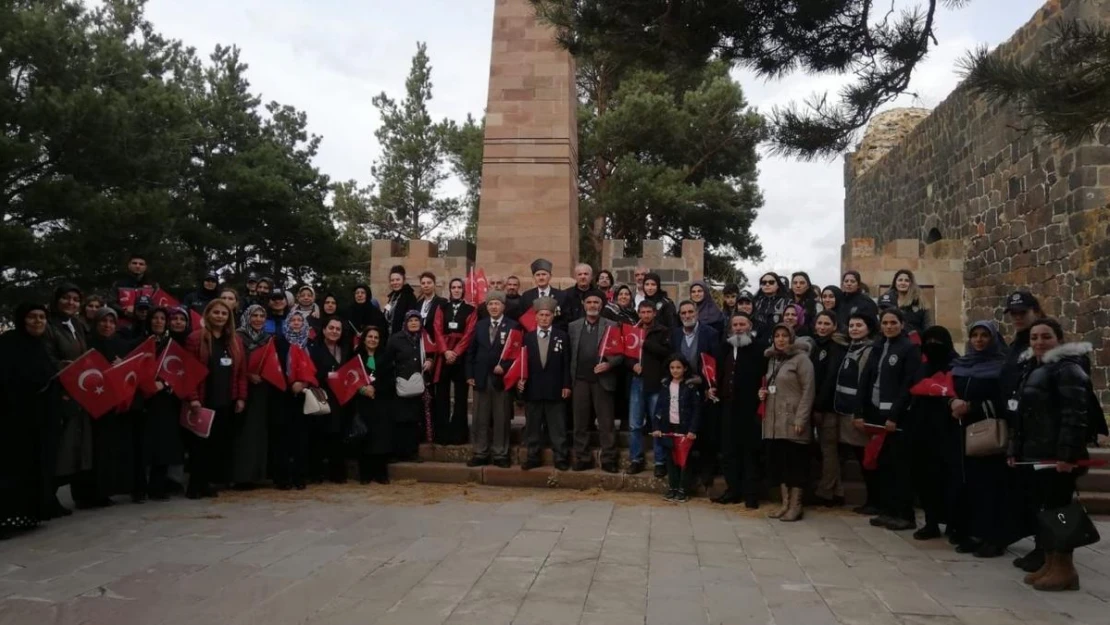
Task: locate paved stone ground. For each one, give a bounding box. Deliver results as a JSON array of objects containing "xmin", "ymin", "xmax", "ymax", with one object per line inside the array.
[{"xmin": 1, "ymin": 485, "xmax": 1109, "ymax": 625}]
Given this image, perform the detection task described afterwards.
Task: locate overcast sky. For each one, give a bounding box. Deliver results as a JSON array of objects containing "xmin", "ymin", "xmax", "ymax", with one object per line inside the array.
[{"xmin": 145, "ymin": 0, "xmax": 1045, "ymax": 288}]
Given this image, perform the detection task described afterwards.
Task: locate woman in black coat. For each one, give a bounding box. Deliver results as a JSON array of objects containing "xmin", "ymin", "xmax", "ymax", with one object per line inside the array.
[
  {"xmin": 83, "ymin": 308, "xmax": 138, "ymax": 506},
  {"xmin": 856, "ymin": 308, "xmax": 921, "ymax": 531},
  {"xmin": 1010, "ymin": 318, "xmax": 1093, "ymax": 592},
  {"xmin": 140, "ymin": 308, "xmax": 187, "ymax": 500},
  {"xmin": 383, "ymin": 266, "xmax": 419, "ymax": 336},
  {"xmin": 348, "ymin": 284, "xmax": 388, "ymax": 336},
  {"xmin": 0, "ymin": 303, "xmax": 58, "ymax": 535},
  {"xmin": 231, "ymin": 305, "xmax": 272, "ymax": 488},
  {"xmin": 790, "ymin": 272, "xmax": 820, "ymax": 335},
  {"xmin": 809, "ymin": 311, "xmax": 849, "ymax": 507},
  {"xmin": 353, "ymin": 327, "xmax": 393, "ymax": 484},
  {"xmin": 382, "ymin": 311, "xmax": 434, "ymax": 462},
  {"xmin": 308, "ymin": 317, "xmax": 352, "ymax": 483},
  {"xmin": 838, "ymin": 271, "xmax": 878, "ymax": 331},
  {"xmin": 752, "ymin": 272, "xmax": 789, "ymax": 335}
]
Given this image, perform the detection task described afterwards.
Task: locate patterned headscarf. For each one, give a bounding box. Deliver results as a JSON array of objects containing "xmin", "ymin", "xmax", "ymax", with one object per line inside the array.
[{"xmin": 282, "ymin": 310, "xmax": 310, "ymax": 348}]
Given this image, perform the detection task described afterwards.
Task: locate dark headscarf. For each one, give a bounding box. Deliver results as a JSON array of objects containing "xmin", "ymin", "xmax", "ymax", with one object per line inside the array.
[
  {"xmin": 167, "ymin": 306, "xmax": 192, "ymax": 345},
  {"xmin": 950, "ymin": 320, "xmax": 1008, "ymax": 379},
  {"xmin": 402, "ymin": 310, "xmax": 423, "ymax": 336},
  {"xmin": 50, "ymin": 283, "xmax": 82, "ymax": 319},
  {"xmin": 88, "ymin": 308, "xmax": 128, "ymax": 361},
  {"xmin": 690, "ymin": 280, "xmax": 725, "ymax": 327},
  {"xmin": 0, "ymin": 302, "xmax": 55, "ymax": 391},
  {"xmin": 920, "ymin": 326, "xmax": 957, "ymax": 373}
]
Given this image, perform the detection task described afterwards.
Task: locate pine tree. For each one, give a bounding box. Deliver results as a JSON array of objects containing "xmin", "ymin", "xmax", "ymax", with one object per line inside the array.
[{"xmin": 440, "ymin": 114, "xmax": 485, "ymax": 242}]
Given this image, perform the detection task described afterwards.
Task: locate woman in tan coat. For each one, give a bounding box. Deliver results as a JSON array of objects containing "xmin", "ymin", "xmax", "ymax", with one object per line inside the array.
[{"xmin": 760, "ymin": 324, "xmax": 816, "ymax": 522}]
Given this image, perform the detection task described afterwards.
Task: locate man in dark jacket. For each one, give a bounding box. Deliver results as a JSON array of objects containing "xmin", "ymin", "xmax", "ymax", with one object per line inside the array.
[
  {"xmin": 672, "ymin": 300, "xmax": 722, "ymax": 486},
  {"xmin": 713, "ymin": 313, "xmax": 767, "ymax": 507},
  {"xmin": 465, "ymin": 291, "xmax": 519, "ymax": 468},
  {"xmin": 183, "ymin": 271, "xmax": 220, "ymax": 316},
  {"xmin": 109, "ymin": 252, "xmax": 158, "ymax": 322},
  {"xmin": 518, "ymin": 297, "xmax": 572, "ymax": 470},
  {"xmin": 562, "ymin": 263, "xmax": 595, "ymax": 324},
  {"xmin": 568, "ymin": 291, "xmax": 625, "ymax": 472},
  {"xmin": 629, "ymin": 300, "xmax": 671, "ymax": 476},
  {"xmin": 519, "ymin": 258, "xmax": 569, "ymax": 331}
]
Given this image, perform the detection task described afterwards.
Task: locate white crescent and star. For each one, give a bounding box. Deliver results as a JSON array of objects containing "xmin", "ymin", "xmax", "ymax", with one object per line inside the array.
[
  {"xmin": 77, "ymin": 369, "xmax": 104, "ymax": 393},
  {"xmin": 625, "ymin": 333, "xmax": 641, "ymax": 349},
  {"xmin": 345, "ymin": 370, "xmax": 360, "ymax": 386},
  {"xmin": 124, "ymin": 371, "xmax": 138, "ymax": 387},
  {"xmin": 162, "ymin": 355, "xmax": 183, "ymax": 376}
]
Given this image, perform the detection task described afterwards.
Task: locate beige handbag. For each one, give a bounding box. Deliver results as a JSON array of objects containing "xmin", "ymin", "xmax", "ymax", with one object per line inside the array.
[
  {"xmin": 965, "ymin": 418, "xmax": 1008, "ymax": 457},
  {"xmin": 302, "ymin": 388, "xmax": 331, "ymax": 416}
]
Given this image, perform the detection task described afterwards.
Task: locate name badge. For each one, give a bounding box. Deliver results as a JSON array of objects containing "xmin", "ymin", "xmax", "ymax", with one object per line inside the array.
[
  {"xmin": 448, "ymin": 321, "xmax": 459, "ymax": 331},
  {"xmin": 1008, "ymin": 399, "xmax": 1019, "ymax": 411},
  {"xmin": 768, "ymin": 385, "xmax": 777, "ymax": 395},
  {"xmin": 219, "ymin": 357, "xmax": 233, "ymax": 367}
]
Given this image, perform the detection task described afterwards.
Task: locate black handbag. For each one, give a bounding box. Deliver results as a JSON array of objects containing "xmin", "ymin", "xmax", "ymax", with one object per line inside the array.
[{"xmin": 1037, "ymin": 500, "xmax": 1101, "ymax": 552}]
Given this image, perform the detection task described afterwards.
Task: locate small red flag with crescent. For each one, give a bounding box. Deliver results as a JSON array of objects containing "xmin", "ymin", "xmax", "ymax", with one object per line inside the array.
[
  {"xmin": 622, "ymin": 324, "xmax": 644, "ymax": 360},
  {"xmin": 58, "ymin": 350, "xmax": 117, "ymax": 419},
  {"xmin": 156, "ymin": 339, "xmax": 208, "ymax": 399},
  {"xmin": 329, "ymin": 355, "xmax": 370, "ymax": 406}
]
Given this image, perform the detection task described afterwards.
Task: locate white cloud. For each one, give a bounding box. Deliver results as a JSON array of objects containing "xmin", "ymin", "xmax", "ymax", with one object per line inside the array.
[{"xmin": 142, "ymin": 0, "xmax": 1044, "ymax": 284}]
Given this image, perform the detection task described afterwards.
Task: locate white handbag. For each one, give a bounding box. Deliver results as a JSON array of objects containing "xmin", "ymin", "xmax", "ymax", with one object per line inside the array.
[
  {"xmin": 302, "ymin": 388, "xmax": 332, "ymax": 416},
  {"xmin": 395, "ymin": 373, "xmax": 425, "ymax": 398}
]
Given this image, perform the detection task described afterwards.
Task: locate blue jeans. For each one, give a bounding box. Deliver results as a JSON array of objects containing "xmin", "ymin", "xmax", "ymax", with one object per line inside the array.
[{"xmin": 628, "ymin": 377, "xmax": 658, "ymax": 463}]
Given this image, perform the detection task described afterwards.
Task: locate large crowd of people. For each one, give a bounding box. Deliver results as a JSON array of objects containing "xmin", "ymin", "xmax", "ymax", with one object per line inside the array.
[{"xmin": 0, "ymin": 253, "xmax": 1105, "ymax": 592}]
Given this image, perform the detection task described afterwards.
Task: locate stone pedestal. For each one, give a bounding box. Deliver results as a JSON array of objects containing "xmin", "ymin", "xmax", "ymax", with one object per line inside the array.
[{"xmin": 475, "ymin": 0, "xmax": 579, "ymax": 278}]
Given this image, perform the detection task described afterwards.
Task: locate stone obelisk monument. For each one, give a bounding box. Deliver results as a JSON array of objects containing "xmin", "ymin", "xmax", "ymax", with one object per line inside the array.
[{"xmin": 475, "ymin": 0, "xmax": 579, "ymax": 278}]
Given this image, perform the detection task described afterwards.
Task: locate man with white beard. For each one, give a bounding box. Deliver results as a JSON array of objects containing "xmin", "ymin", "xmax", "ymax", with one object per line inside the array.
[{"xmin": 712, "ymin": 313, "xmax": 768, "ymax": 509}]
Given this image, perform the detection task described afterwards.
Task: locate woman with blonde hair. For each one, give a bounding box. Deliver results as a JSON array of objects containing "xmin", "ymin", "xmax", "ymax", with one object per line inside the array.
[
  {"xmin": 885, "ymin": 269, "xmax": 930, "ymax": 335},
  {"xmin": 183, "ymin": 299, "xmax": 247, "ymax": 498}
]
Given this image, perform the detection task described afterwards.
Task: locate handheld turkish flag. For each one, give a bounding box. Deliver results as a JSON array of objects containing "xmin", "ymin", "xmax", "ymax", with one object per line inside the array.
[
  {"xmin": 499, "ymin": 328, "xmax": 523, "ymax": 362},
  {"xmin": 700, "ymin": 352, "xmax": 718, "ymax": 389},
  {"xmin": 286, "ymin": 344, "xmax": 317, "ymax": 385},
  {"xmin": 58, "ymin": 350, "xmax": 118, "ymax": 419},
  {"xmin": 189, "ymin": 309, "xmax": 204, "ymax": 330},
  {"xmin": 666, "ymin": 433, "xmax": 695, "ymax": 468},
  {"xmin": 329, "ymin": 355, "xmax": 370, "ymax": 406},
  {"xmin": 475, "ymin": 268, "xmax": 489, "ymax": 306},
  {"xmin": 118, "ymin": 288, "xmax": 137, "ymax": 310},
  {"xmin": 863, "ymin": 433, "xmax": 886, "ymax": 470},
  {"xmin": 106, "ymin": 352, "xmax": 147, "ymax": 412},
  {"xmin": 465, "ymin": 268, "xmax": 477, "ymax": 306},
  {"xmin": 150, "ymin": 288, "xmax": 179, "ymax": 310},
  {"xmin": 757, "ymin": 374, "xmax": 767, "ymax": 419},
  {"xmin": 909, "ymin": 371, "xmax": 956, "ymax": 397},
  {"xmin": 180, "ymin": 404, "xmax": 215, "ymax": 438},
  {"xmin": 503, "ymin": 345, "xmax": 528, "ymax": 391},
  {"xmin": 124, "ymin": 336, "xmax": 159, "ymax": 397},
  {"xmin": 249, "ymin": 339, "xmax": 287, "ymax": 391},
  {"xmin": 518, "ymin": 307, "xmax": 538, "ymax": 332},
  {"xmin": 622, "ymin": 324, "xmax": 644, "ymax": 360},
  {"xmin": 156, "ymin": 339, "xmax": 208, "ymax": 399},
  {"xmin": 599, "ymin": 326, "xmax": 624, "ymax": 363}
]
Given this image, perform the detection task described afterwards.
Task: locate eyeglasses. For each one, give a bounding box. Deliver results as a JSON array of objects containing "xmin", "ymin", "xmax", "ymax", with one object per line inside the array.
[{"xmin": 760, "ymin": 280, "xmax": 776, "ymax": 285}]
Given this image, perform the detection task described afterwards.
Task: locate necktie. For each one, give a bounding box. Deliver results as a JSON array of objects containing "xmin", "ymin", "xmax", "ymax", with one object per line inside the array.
[
  {"xmin": 538, "ymin": 330, "xmax": 549, "ymax": 367},
  {"xmin": 490, "ymin": 321, "xmax": 499, "ymax": 342}
]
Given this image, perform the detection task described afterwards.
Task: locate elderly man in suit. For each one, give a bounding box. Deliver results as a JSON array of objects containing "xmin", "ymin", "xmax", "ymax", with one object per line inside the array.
[
  {"xmin": 517, "ymin": 297, "xmax": 572, "ymax": 471},
  {"xmin": 569, "ymin": 290, "xmax": 624, "ymax": 473},
  {"xmin": 465, "ymin": 291, "xmax": 519, "ymax": 468},
  {"xmin": 672, "ymin": 299, "xmax": 722, "ymax": 488}
]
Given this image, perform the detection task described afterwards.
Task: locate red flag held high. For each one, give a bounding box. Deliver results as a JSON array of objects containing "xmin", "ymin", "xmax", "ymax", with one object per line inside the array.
[
  {"xmin": 156, "ymin": 339, "xmax": 208, "ymax": 399},
  {"xmin": 58, "ymin": 350, "xmax": 117, "ymax": 419},
  {"xmin": 475, "ymin": 268, "xmax": 489, "ymax": 306},
  {"xmin": 909, "ymin": 371, "xmax": 956, "ymax": 397},
  {"xmin": 465, "ymin": 268, "xmax": 477, "ymax": 306},
  {"xmin": 150, "ymin": 288, "xmax": 180, "ymax": 310},
  {"xmin": 286, "ymin": 344, "xmax": 317, "ymax": 385},
  {"xmin": 125, "ymin": 336, "xmax": 159, "ymax": 397},
  {"xmin": 329, "ymin": 355, "xmax": 370, "ymax": 406},
  {"xmin": 118, "ymin": 288, "xmax": 137, "ymax": 310},
  {"xmin": 599, "ymin": 326, "xmax": 624, "ymax": 362},
  {"xmin": 503, "ymin": 346, "xmax": 528, "ymax": 391},
  {"xmin": 499, "ymin": 328, "xmax": 523, "ymax": 362},
  {"xmin": 518, "ymin": 307, "xmax": 537, "ymax": 332},
  {"xmin": 106, "ymin": 352, "xmax": 147, "ymax": 412},
  {"xmin": 700, "ymin": 352, "xmax": 718, "ymax": 388},
  {"xmin": 249, "ymin": 339, "xmax": 287, "ymax": 391},
  {"xmin": 180, "ymin": 404, "xmax": 215, "ymax": 438},
  {"xmin": 190, "ymin": 309, "xmax": 204, "ymax": 330},
  {"xmin": 622, "ymin": 324, "xmax": 644, "ymax": 360}
]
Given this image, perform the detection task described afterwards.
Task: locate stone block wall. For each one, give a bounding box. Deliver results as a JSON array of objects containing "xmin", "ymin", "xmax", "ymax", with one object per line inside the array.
[
  {"xmin": 601, "ymin": 239, "xmax": 706, "ymax": 301},
  {"xmin": 369, "ymin": 240, "xmax": 474, "ymax": 299},
  {"xmin": 842, "ymin": 238, "xmax": 968, "ymax": 348},
  {"xmin": 843, "ymin": 0, "xmax": 1110, "ymax": 403}
]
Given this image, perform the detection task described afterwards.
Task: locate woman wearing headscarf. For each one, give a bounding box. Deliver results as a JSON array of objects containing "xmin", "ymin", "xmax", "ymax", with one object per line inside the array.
[
  {"xmin": 837, "ymin": 271, "xmax": 878, "ymax": 331},
  {"xmin": 183, "ymin": 300, "xmax": 247, "ymax": 499},
  {"xmin": 947, "ymin": 320, "xmax": 1020, "ymax": 558},
  {"xmin": 435, "ymin": 278, "xmax": 476, "ymax": 445},
  {"xmin": 641, "ymin": 273, "xmax": 677, "ymax": 329},
  {"xmin": 602, "ymin": 285, "xmax": 638, "ymax": 325},
  {"xmin": 0, "ymin": 303, "xmax": 58, "ymax": 535},
  {"xmin": 790, "ymin": 272, "xmax": 819, "ymax": 334},
  {"xmin": 82, "ymin": 308, "xmax": 137, "ymax": 506},
  {"xmin": 383, "ymin": 266, "xmax": 419, "ymax": 336},
  {"xmin": 1011, "ymin": 318, "xmax": 1093, "ymax": 592},
  {"xmin": 44, "ymin": 284, "xmax": 91, "ymax": 516},
  {"xmin": 353, "ymin": 327, "xmax": 393, "ymax": 484},
  {"xmin": 760, "ymin": 323, "xmax": 816, "ymax": 522},
  {"xmin": 308, "ymin": 317, "xmax": 352, "ymax": 483},
  {"xmin": 348, "ymin": 284, "xmax": 387, "ymax": 336},
  {"xmin": 689, "ymin": 280, "xmax": 725, "ymax": 335},
  {"xmin": 382, "ymin": 311, "xmax": 434, "ymax": 462},
  {"xmin": 140, "ymin": 307, "xmax": 187, "ymax": 501},
  {"xmin": 752, "ymin": 272, "xmax": 789, "ymax": 335},
  {"xmin": 273, "ymin": 310, "xmax": 313, "ymax": 490},
  {"xmin": 906, "ymin": 326, "xmax": 960, "ymax": 542},
  {"xmin": 231, "ymin": 305, "xmax": 272, "ymax": 488},
  {"xmin": 293, "ymin": 285, "xmax": 321, "ymax": 326}
]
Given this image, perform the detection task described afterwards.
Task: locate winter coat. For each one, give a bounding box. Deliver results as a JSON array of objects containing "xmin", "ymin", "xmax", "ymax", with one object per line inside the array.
[
  {"xmin": 383, "ymin": 284, "xmax": 419, "ymax": 336},
  {"xmin": 183, "ymin": 330, "xmax": 248, "ymax": 408},
  {"xmin": 833, "ymin": 339, "xmax": 874, "ymax": 446},
  {"xmin": 752, "ymin": 293, "xmax": 788, "ymax": 335},
  {"xmin": 634, "ymin": 323, "xmax": 672, "ymax": 394},
  {"xmin": 761, "ymin": 340, "xmax": 816, "ymax": 444},
  {"xmin": 837, "ymin": 290, "xmax": 878, "ymax": 330},
  {"xmin": 652, "ymin": 380, "xmax": 702, "ymax": 436},
  {"xmin": 719, "ymin": 334, "xmax": 767, "ymax": 418},
  {"xmin": 642, "ymin": 291, "xmax": 678, "ymax": 329},
  {"xmin": 1011, "ymin": 342, "xmax": 1093, "ymax": 464},
  {"xmin": 881, "ymin": 291, "xmax": 931, "ymax": 336},
  {"xmin": 856, "ymin": 333, "xmax": 921, "ymax": 425},
  {"xmin": 809, "ymin": 334, "xmax": 848, "ymax": 413}
]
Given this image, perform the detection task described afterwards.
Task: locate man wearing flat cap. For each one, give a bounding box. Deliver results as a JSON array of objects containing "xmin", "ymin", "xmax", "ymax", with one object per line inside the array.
[
  {"xmin": 520, "ymin": 258, "xmax": 569, "ymax": 332},
  {"xmin": 465, "ymin": 290, "xmax": 520, "ymax": 468},
  {"xmin": 518, "ymin": 297, "xmax": 572, "ymax": 471},
  {"xmin": 568, "ymin": 289, "xmax": 624, "ymax": 472}
]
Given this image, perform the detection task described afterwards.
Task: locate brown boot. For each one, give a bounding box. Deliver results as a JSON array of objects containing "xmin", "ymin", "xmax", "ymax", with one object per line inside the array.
[
  {"xmin": 1024, "ymin": 551, "xmax": 1054, "ymax": 586},
  {"xmin": 781, "ymin": 488, "xmax": 804, "ymax": 522},
  {"xmin": 768, "ymin": 484, "xmax": 789, "ymax": 519},
  {"xmin": 1034, "ymin": 550, "xmax": 1080, "ymax": 592}
]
